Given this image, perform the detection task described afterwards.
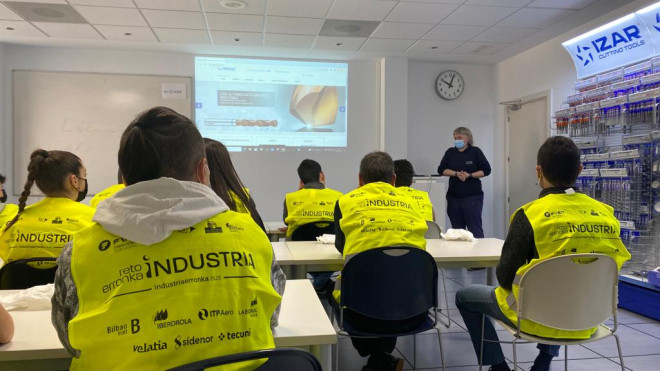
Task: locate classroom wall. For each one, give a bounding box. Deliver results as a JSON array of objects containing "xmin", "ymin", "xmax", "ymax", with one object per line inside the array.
[
  {"xmin": 407, "ymin": 61, "xmax": 498, "ymax": 238},
  {"xmin": 492, "ymin": 0, "xmax": 656, "ymax": 236}
]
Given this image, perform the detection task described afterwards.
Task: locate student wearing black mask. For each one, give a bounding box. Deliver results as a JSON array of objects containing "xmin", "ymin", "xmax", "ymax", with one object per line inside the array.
[{"xmin": 0, "ymin": 150, "xmax": 93, "ymax": 266}]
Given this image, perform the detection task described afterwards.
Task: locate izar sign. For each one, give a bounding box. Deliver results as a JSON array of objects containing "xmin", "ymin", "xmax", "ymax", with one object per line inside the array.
[{"xmin": 563, "ymin": 3, "xmax": 660, "ymax": 78}]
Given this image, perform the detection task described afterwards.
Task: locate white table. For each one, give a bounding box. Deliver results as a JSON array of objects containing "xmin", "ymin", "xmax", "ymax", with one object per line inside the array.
[
  {"xmin": 284, "ymin": 238, "xmax": 504, "ymax": 284},
  {"xmin": 265, "ymin": 221, "xmax": 287, "ymax": 242},
  {"xmin": 0, "ymin": 280, "xmax": 336, "ymax": 370}
]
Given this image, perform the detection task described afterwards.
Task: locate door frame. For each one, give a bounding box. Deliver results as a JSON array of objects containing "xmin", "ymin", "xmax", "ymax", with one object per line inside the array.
[{"xmin": 503, "ymin": 89, "xmax": 552, "ymax": 232}]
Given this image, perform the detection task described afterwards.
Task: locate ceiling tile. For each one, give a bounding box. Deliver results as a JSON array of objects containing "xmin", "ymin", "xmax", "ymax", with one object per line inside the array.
[
  {"xmin": 3, "ymin": 0, "xmax": 65, "ymax": 3},
  {"xmin": 141, "ymin": 9, "xmax": 205, "ymax": 29},
  {"xmin": 360, "ymin": 38, "xmax": 415, "ymax": 52},
  {"xmin": 74, "ymin": 6, "xmax": 146, "ymax": 26},
  {"xmin": 266, "ymin": 16, "xmax": 323, "ymax": 35},
  {"xmin": 372, "ymin": 21, "xmax": 434, "ymax": 39},
  {"xmin": 0, "ymin": 3, "xmax": 21, "ymax": 20},
  {"xmin": 424, "ymin": 24, "xmax": 488, "ymax": 41},
  {"xmin": 153, "ymin": 28, "xmax": 209, "ymax": 43},
  {"xmin": 313, "ymin": 36, "xmax": 367, "ymax": 51},
  {"xmin": 441, "ymin": 5, "xmax": 519, "ymax": 26},
  {"xmin": 206, "ymin": 13, "xmax": 263, "ymax": 32},
  {"xmin": 327, "ymin": 0, "xmax": 397, "ymax": 21},
  {"xmin": 211, "ymin": 30, "xmax": 262, "ymax": 46},
  {"xmin": 95, "ymin": 25, "xmax": 157, "ymax": 41},
  {"xmin": 267, "ymin": 0, "xmax": 333, "ymax": 18},
  {"xmin": 401, "ymin": 0, "xmax": 464, "ymax": 3},
  {"xmin": 33, "ymin": 22, "xmax": 102, "ymax": 39},
  {"xmin": 498, "ymin": 8, "xmax": 574, "ymax": 28},
  {"xmin": 407, "ymin": 39, "xmax": 463, "ymax": 53},
  {"xmin": 466, "ymin": 0, "xmax": 530, "ymax": 6},
  {"xmin": 202, "ymin": 0, "xmax": 265, "ymax": 15},
  {"xmin": 135, "ymin": 0, "xmax": 200, "ymax": 11},
  {"xmin": 0, "ymin": 19, "xmax": 44, "ymax": 36},
  {"xmin": 387, "ymin": 2, "xmax": 459, "ymax": 23},
  {"xmin": 69, "ymin": 0, "xmax": 135, "ymax": 7},
  {"xmin": 451, "ymin": 41, "xmax": 510, "ymax": 54},
  {"xmin": 472, "ymin": 26, "xmax": 540, "ymax": 43},
  {"xmin": 527, "ymin": 0, "xmax": 598, "ymax": 10},
  {"xmin": 264, "ymin": 33, "xmax": 315, "ymax": 48}
]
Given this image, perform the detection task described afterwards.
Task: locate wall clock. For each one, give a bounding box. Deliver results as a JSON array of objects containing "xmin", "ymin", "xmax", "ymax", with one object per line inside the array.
[{"xmin": 435, "ymin": 70, "xmax": 464, "ymax": 100}]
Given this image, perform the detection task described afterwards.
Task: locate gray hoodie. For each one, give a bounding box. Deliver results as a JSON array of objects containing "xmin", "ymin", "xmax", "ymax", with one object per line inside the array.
[{"xmin": 51, "ymin": 178, "xmax": 286, "ymax": 356}]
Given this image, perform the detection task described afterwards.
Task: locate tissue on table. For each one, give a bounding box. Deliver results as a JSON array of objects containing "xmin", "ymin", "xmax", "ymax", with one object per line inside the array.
[
  {"xmin": 440, "ymin": 228, "xmax": 476, "ymax": 242},
  {"xmin": 0, "ymin": 283, "xmax": 54, "ymax": 311},
  {"xmin": 316, "ymin": 234, "xmax": 336, "ymax": 244}
]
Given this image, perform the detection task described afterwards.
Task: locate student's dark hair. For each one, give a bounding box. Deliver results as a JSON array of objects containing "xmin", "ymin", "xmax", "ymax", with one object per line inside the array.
[
  {"xmin": 360, "ymin": 151, "xmax": 394, "ymax": 184},
  {"xmin": 0, "ymin": 174, "xmax": 5, "ymax": 184},
  {"xmin": 118, "ymin": 107, "xmax": 205, "ymax": 185},
  {"xmin": 5, "ymin": 149, "xmax": 83, "ymax": 231},
  {"xmin": 537, "ymin": 136, "xmax": 581, "ymax": 187},
  {"xmin": 393, "ymin": 159, "xmax": 414, "ymax": 187},
  {"xmin": 117, "ymin": 168, "xmax": 123, "ymax": 184},
  {"xmin": 297, "ymin": 159, "xmax": 322, "ymax": 184},
  {"xmin": 204, "ymin": 138, "xmax": 265, "ymax": 231}
]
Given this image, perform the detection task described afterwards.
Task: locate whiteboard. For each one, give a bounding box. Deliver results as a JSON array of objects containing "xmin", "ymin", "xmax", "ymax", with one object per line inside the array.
[{"xmin": 12, "ymin": 70, "xmax": 192, "ymax": 196}]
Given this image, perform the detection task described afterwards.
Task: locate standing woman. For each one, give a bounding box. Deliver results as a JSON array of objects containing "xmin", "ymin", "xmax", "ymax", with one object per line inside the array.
[
  {"xmin": 204, "ymin": 138, "xmax": 266, "ymax": 232},
  {"xmin": 437, "ymin": 127, "xmax": 491, "ymax": 238},
  {"xmin": 0, "ymin": 149, "xmax": 94, "ymax": 265}
]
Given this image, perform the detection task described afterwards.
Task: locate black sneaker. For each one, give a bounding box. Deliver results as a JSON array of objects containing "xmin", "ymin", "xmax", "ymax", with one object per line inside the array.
[{"xmin": 382, "ymin": 353, "xmax": 404, "ymax": 371}]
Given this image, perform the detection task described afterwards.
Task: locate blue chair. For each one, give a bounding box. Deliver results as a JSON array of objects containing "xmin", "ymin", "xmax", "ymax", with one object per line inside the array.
[
  {"xmin": 0, "ymin": 257, "xmax": 58, "ymax": 289},
  {"xmin": 166, "ymin": 347, "xmax": 322, "ymax": 371},
  {"xmin": 334, "ymin": 246, "xmax": 445, "ymax": 370}
]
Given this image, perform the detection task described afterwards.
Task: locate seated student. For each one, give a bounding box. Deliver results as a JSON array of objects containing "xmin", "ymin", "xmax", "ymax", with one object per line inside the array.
[
  {"xmin": 89, "ymin": 170, "xmax": 125, "ymax": 208},
  {"xmin": 52, "ymin": 107, "xmax": 286, "ymax": 370},
  {"xmin": 283, "ymin": 159, "xmax": 342, "ymax": 291},
  {"xmin": 0, "ymin": 303, "xmax": 13, "ymax": 344},
  {"xmin": 0, "ymin": 174, "xmax": 18, "ymax": 229},
  {"xmin": 0, "ymin": 150, "xmax": 94, "ymax": 265},
  {"xmin": 455, "ymin": 136, "xmax": 631, "ymax": 371},
  {"xmin": 333, "ymin": 151, "xmax": 428, "ymax": 371},
  {"xmin": 393, "ymin": 159, "xmax": 435, "ymax": 222},
  {"xmin": 204, "ymin": 138, "xmax": 266, "ymax": 231}
]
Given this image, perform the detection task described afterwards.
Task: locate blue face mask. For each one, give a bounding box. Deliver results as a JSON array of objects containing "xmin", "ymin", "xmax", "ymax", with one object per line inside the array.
[{"xmin": 454, "ymin": 139, "xmax": 465, "ymax": 149}]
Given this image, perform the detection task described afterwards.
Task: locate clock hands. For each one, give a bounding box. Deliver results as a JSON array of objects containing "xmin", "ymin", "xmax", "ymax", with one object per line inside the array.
[
  {"xmin": 440, "ymin": 78, "xmax": 453, "ymax": 88},
  {"xmin": 449, "ymin": 73, "xmax": 455, "ymax": 87}
]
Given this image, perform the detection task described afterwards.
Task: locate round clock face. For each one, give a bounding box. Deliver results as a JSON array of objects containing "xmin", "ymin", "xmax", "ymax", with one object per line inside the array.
[{"xmin": 435, "ymin": 70, "xmax": 464, "ymax": 100}]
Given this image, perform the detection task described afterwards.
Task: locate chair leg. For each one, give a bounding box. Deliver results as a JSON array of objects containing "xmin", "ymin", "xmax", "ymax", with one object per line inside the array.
[
  {"xmin": 511, "ymin": 338, "xmax": 518, "ymax": 370},
  {"xmin": 440, "ymin": 268, "xmax": 451, "ymax": 328},
  {"xmin": 613, "ymin": 333, "xmax": 625, "ymax": 371},
  {"xmin": 479, "ymin": 314, "xmax": 485, "ymax": 371},
  {"xmin": 436, "ymin": 327, "xmax": 446, "ymax": 371},
  {"xmin": 334, "ymin": 335, "xmax": 340, "ymax": 371},
  {"xmin": 413, "ymin": 334, "xmax": 417, "ymax": 370},
  {"xmin": 564, "ymin": 345, "xmax": 568, "ymax": 371}
]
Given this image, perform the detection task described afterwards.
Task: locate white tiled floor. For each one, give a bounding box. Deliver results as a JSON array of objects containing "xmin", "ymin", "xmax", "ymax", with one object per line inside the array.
[{"xmin": 334, "ymin": 268, "xmax": 660, "ymax": 371}]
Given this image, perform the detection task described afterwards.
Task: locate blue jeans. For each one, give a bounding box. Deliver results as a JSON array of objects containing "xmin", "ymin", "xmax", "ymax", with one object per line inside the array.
[
  {"xmin": 455, "ymin": 285, "xmax": 560, "ymax": 365},
  {"xmin": 447, "ymin": 195, "xmax": 484, "ymax": 238}
]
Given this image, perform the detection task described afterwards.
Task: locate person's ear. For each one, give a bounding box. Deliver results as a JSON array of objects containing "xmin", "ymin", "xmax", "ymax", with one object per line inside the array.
[
  {"xmin": 390, "ymin": 174, "xmax": 396, "ymax": 186},
  {"xmin": 358, "ymin": 174, "xmax": 365, "ymax": 187},
  {"xmin": 319, "ymin": 172, "xmax": 326, "ymax": 185},
  {"xmin": 197, "ymin": 158, "xmax": 210, "ymax": 186},
  {"xmin": 298, "ymin": 180, "xmax": 304, "ymax": 190}
]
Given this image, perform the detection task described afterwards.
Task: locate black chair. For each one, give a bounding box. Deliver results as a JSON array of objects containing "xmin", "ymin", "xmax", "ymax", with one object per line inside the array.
[
  {"xmin": 290, "ymin": 221, "xmax": 337, "ymax": 296},
  {"xmin": 289, "ymin": 221, "xmax": 335, "ymax": 241},
  {"xmin": 0, "ymin": 257, "xmax": 58, "ymax": 289},
  {"xmin": 424, "ymin": 220, "xmax": 451, "ymax": 328},
  {"xmin": 334, "ymin": 246, "xmax": 445, "ymax": 370},
  {"xmin": 166, "ymin": 347, "xmax": 322, "ymax": 371}
]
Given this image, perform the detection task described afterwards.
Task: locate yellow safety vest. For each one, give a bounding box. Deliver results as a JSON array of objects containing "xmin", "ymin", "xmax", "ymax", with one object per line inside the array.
[
  {"xmin": 68, "ymin": 210, "xmax": 281, "ymax": 371},
  {"xmin": 90, "ymin": 184, "xmax": 125, "ymax": 208},
  {"xmin": 0, "ymin": 203, "xmax": 18, "ymax": 230},
  {"xmin": 0, "ymin": 198, "xmax": 94, "ymax": 265},
  {"xmin": 284, "ymin": 187, "xmax": 343, "ymax": 238},
  {"xmin": 494, "ymin": 192, "xmax": 631, "ymax": 339},
  {"xmin": 334, "ymin": 182, "xmax": 427, "ymax": 302},
  {"xmin": 398, "ymin": 187, "xmax": 433, "ymax": 221}
]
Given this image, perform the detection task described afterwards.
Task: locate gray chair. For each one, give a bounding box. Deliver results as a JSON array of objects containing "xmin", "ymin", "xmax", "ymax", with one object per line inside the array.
[
  {"xmin": 425, "ymin": 220, "xmax": 450, "ymax": 328},
  {"xmin": 479, "ymin": 254, "xmax": 624, "ymax": 371}
]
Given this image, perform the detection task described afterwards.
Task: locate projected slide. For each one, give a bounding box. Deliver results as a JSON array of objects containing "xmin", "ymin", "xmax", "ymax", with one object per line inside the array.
[{"xmin": 195, "ymin": 57, "xmax": 348, "ymax": 152}]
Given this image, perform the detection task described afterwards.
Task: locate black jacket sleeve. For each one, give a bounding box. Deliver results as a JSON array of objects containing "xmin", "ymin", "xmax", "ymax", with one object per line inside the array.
[
  {"xmin": 333, "ymin": 202, "xmax": 344, "ymax": 254},
  {"xmin": 496, "ymin": 209, "xmax": 537, "ymax": 290},
  {"xmin": 475, "ymin": 147, "xmax": 492, "ymax": 176},
  {"xmin": 437, "ymin": 148, "xmax": 452, "ymax": 175}
]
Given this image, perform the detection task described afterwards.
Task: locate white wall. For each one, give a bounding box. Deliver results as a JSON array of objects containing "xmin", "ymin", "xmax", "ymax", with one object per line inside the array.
[
  {"xmin": 0, "ymin": 44, "xmax": 381, "ymax": 221},
  {"xmin": 407, "ymin": 61, "xmax": 498, "ymax": 237},
  {"xmin": 493, "ymin": 0, "xmax": 657, "ymax": 236}
]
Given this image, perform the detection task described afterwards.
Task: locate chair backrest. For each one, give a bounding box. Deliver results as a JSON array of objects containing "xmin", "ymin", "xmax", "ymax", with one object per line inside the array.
[
  {"xmin": 518, "ymin": 253, "xmax": 618, "ymax": 331},
  {"xmin": 341, "ymin": 246, "xmax": 438, "ymax": 321},
  {"xmin": 166, "ymin": 347, "xmax": 322, "ymax": 371},
  {"xmin": 290, "ymin": 221, "xmax": 334, "ymax": 241},
  {"xmin": 0, "ymin": 257, "xmax": 58, "ymax": 289},
  {"xmin": 424, "ymin": 220, "xmax": 442, "ymax": 239}
]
